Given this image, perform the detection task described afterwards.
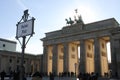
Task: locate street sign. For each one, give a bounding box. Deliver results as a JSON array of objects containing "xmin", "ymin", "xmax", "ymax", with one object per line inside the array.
[
  {"xmin": 16, "ymin": 19, "xmax": 34, "ymax": 38},
  {"xmin": 16, "ymin": 10, "xmax": 35, "ymax": 80}
]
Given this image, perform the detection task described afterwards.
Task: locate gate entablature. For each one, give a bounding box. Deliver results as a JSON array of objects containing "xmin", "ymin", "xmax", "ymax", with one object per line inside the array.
[{"xmin": 41, "ymin": 18, "xmax": 119, "ymax": 45}]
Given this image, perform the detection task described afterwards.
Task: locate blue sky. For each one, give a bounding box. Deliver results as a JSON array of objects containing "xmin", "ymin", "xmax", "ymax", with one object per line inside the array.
[{"xmin": 0, "ymin": 0, "xmax": 120, "ymax": 57}]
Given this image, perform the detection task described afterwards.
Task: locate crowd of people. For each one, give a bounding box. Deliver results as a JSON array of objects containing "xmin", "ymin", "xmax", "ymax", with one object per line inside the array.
[
  {"xmin": 32, "ymin": 72, "xmax": 99, "ymax": 80},
  {"xmin": 78, "ymin": 72, "xmax": 99, "ymax": 80},
  {"xmin": 0, "ymin": 70, "xmax": 118, "ymax": 80},
  {"xmin": 0, "ymin": 70, "xmax": 21, "ymax": 80}
]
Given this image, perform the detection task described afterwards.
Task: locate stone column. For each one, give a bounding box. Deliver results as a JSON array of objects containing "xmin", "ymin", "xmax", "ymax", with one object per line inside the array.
[
  {"xmin": 52, "ymin": 44, "xmax": 58, "ymax": 75},
  {"xmin": 0, "ymin": 55, "xmax": 1, "ymax": 71},
  {"xmin": 116, "ymin": 39, "xmax": 120, "ymax": 78},
  {"xmin": 63, "ymin": 42, "xmax": 69, "ymax": 73},
  {"xmin": 14, "ymin": 56, "xmax": 18, "ymax": 72},
  {"xmin": 27, "ymin": 59, "xmax": 31, "ymax": 74},
  {"xmin": 110, "ymin": 37, "xmax": 118, "ymax": 77},
  {"xmin": 42, "ymin": 45, "xmax": 48, "ymax": 74},
  {"xmin": 94, "ymin": 38, "xmax": 101, "ymax": 75},
  {"xmin": 5, "ymin": 56, "xmax": 11, "ymax": 73},
  {"xmin": 79, "ymin": 40, "xmax": 86, "ymax": 73}
]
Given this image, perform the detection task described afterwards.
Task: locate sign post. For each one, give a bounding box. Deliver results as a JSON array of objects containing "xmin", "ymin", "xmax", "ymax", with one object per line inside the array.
[{"xmin": 16, "ymin": 10, "xmax": 35, "ymax": 80}]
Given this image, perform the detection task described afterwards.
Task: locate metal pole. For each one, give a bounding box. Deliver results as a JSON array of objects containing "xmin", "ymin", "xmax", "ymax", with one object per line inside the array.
[
  {"xmin": 75, "ymin": 65, "xmax": 76, "ymax": 77},
  {"xmin": 20, "ymin": 36, "xmax": 26, "ymax": 80},
  {"xmin": 75, "ymin": 63, "xmax": 77, "ymax": 77},
  {"xmin": 16, "ymin": 10, "xmax": 35, "ymax": 80}
]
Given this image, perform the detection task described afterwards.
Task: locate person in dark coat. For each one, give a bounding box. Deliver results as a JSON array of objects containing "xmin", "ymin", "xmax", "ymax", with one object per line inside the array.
[
  {"xmin": 13, "ymin": 71, "xmax": 20, "ymax": 80},
  {"xmin": 0, "ymin": 70, "xmax": 6, "ymax": 80}
]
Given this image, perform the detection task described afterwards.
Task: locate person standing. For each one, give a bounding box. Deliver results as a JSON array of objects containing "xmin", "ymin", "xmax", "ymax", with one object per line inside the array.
[{"xmin": 0, "ymin": 70, "xmax": 6, "ymax": 80}]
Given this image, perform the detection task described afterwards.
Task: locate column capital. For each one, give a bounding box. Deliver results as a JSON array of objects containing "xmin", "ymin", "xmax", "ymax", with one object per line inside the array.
[{"xmin": 63, "ymin": 42, "xmax": 69, "ymax": 46}]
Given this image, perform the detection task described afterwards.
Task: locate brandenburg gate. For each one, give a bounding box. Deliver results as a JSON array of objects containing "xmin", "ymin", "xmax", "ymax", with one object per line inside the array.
[{"xmin": 41, "ymin": 17, "xmax": 120, "ymax": 77}]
